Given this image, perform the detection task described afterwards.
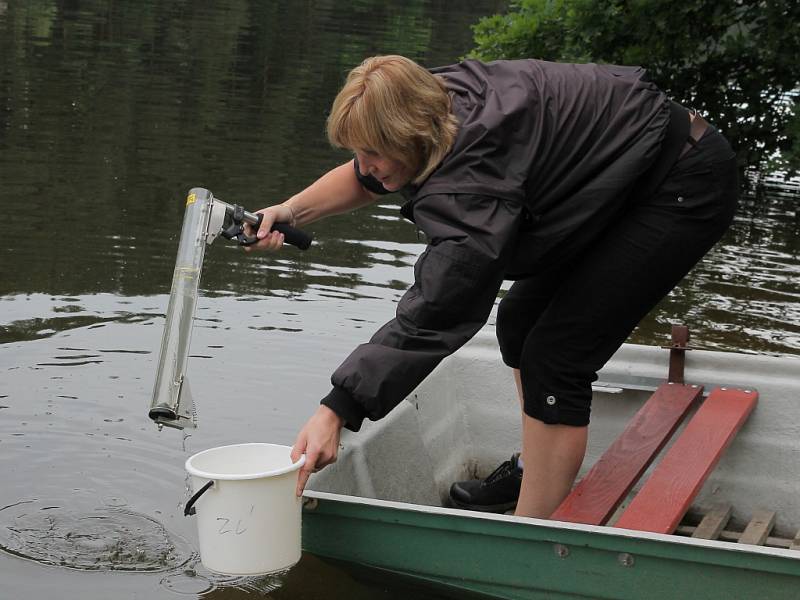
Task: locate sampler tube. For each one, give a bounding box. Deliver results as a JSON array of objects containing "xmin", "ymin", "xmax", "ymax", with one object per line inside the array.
[{"xmin": 148, "ymin": 188, "xmax": 215, "ymax": 429}]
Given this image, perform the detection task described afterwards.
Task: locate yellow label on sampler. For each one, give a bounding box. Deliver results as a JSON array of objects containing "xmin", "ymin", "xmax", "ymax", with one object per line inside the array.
[{"xmin": 186, "ymin": 193, "xmax": 196, "ymax": 206}]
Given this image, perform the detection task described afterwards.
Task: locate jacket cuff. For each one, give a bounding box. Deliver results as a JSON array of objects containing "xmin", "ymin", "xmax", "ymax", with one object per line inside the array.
[{"xmin": 321, "ymin": 386, "xmax": 366, "ymax": 432}]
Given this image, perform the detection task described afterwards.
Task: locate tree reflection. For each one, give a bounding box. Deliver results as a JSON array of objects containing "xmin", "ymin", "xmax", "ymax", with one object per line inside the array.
[{"xmin": 0, "ymin": 0, "xmax": 503, "ymax": 296}]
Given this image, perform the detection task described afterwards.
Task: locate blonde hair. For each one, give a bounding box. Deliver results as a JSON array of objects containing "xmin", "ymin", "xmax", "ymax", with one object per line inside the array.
[{"xmin": 327, "ymin": 55, "xmax": 459, "ymax": 185}]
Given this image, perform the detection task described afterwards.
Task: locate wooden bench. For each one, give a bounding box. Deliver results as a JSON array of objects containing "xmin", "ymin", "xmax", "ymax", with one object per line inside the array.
[
  {"xmin": 551, "ymin": 327, "xmax": 759, "ymax": 534},
  {"xmin": 552, "ymin": 385, "xmax": 758, "ymax": 533},
  {"xmin": 550, "ymin": 382, "xmax": 703, "ymax": 525},
  {"xmin": 614, "ymin": 386, "xmax": 758, "ymax": 533}
]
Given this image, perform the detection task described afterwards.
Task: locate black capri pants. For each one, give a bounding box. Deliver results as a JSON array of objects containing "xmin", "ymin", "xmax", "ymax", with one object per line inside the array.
[{"xmin": 496, "ymin": 127, "xmax": 738, "ymax": 427}]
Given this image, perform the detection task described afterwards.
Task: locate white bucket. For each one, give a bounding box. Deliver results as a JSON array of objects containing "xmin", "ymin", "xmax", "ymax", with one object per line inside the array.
[{"xmin": 184, "ymin": 443, "xmax": 305, "ymax": 575}]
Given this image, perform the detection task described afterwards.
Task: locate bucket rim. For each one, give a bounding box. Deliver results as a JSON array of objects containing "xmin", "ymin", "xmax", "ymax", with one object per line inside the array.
[{"xmin": 185, "ymin": 442, "xmax": 306, "ymax": 480}]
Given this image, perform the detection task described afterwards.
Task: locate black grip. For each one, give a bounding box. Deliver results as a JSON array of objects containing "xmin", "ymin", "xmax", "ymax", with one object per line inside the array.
[
  {"xmin": 246, "ymin": 214, "xmax": 312, "ymax": 250},
  {"xmin": 271, "ymin": 222, "xmax": 313, "ymax": 250}
]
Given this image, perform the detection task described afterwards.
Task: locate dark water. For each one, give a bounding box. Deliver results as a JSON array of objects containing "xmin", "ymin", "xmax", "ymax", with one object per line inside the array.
[{"xmin": 0, "ymin": 1, "xmax": 798, "ymax": 598}]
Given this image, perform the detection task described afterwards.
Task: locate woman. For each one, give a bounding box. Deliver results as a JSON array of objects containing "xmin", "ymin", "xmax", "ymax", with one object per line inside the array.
[{"xmin": 247, "ymin": 55, "xmax": 738, "ymax": 518}]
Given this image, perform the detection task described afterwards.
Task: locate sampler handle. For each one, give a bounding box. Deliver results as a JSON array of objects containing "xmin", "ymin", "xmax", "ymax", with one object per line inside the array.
[{"xmin": 222, "ymin": 205, "xmax": 313, "ymax": 249}]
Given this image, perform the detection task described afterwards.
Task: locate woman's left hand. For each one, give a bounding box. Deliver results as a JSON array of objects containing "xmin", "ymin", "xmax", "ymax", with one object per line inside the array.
[{"xmin": 290, "ymin": 405, "xmax": 344, "ymax": 496}]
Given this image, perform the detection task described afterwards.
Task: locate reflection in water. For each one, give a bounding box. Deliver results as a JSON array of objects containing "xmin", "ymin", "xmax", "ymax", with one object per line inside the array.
[
  {"xmin": 630, "ymin": 187, "xmax": 800, "ymax": 354},
  {"xmin": 0, "ymin": 1, "xmax": 798, "ymax": 599},
  {"xmin": 160, "ymin": 571, "xmax": 215, "ymax": 596}
]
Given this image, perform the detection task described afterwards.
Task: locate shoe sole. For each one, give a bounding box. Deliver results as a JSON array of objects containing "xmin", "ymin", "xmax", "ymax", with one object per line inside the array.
[{"xmin": 449, "ymin": 497, "xmax": 517, "ymax": 513}]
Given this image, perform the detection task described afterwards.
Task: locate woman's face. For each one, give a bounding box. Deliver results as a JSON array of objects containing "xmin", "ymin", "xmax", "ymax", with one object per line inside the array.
[{"xmin": 354, "ymin": 149, "xmax": 414, "ymax": 191}]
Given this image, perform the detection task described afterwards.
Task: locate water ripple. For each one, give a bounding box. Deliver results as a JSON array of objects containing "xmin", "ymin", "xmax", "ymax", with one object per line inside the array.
[{"xmin": 0, "ymin": 500, "xmax": 194, "ymax": 572}]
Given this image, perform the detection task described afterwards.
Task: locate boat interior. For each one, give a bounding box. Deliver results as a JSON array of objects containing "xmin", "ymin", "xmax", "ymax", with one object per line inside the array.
[{"xmin": 310, "ymin": 327, "xmax": 800, "ymax": 550}]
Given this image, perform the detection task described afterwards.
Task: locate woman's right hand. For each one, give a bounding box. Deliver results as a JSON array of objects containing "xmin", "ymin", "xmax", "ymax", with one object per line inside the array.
[
  {"xmin": 290, "ymin": 405, "xmax": 344, "ymax": 496},
  {"xmin": 243, "ymin": 203, "xmax": 295, "ymax": 252}
]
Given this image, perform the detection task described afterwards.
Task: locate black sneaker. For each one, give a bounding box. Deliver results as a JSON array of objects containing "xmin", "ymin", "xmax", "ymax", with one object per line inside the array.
[{"xmin": 449, "ymin": 453, "xmax": 522, "ymax": 513}]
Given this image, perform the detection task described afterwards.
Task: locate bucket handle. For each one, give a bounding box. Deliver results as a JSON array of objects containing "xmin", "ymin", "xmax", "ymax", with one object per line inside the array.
[{"xmin": 184, "ymin": 480, "xmax": 214, "ymax": 516}]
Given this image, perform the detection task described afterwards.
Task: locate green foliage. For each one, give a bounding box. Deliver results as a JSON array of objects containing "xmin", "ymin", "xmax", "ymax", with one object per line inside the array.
[{"xmin": 469, "ymin": 0, "xmax": 800, "ymax": 176}]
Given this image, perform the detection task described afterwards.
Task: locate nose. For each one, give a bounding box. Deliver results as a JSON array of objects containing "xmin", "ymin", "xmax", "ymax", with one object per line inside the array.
[{"xmin": 356, "ymin": 152, "xmax": 375, "ymax": 176}]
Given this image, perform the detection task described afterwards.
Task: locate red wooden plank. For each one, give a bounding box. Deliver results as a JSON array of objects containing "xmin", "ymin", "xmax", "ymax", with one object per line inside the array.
[
  {"xmin": 550, "ymin": 383, "xmax": 703, "ymax": 525},
  {"xmin": 615, "ymin": 387, "xmax": 758, "ymax": 534}
]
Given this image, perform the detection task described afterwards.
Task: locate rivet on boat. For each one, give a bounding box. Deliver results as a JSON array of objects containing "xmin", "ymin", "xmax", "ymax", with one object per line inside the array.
[
  {"xmin": 553, "ymin": 543, "xmax": 569, "ymax": 558},
  {"xmin": 618, "ymin": 553, "xmax": 635, "ymax": 567}
]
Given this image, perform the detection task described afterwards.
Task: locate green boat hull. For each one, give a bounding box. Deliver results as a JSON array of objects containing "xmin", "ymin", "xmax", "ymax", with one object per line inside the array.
[{"xmin": 303, "ymin": 491, "xmax": 800, "ymax": 600}]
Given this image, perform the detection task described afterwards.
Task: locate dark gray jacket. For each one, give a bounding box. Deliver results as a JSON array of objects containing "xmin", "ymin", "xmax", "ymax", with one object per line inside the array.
[{"xmin": 322, "ymin": 59, "xmax": 682, "ymax": 431}]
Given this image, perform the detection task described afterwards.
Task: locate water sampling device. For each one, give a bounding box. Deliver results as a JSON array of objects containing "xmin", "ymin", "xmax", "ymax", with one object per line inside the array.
[{"xmin": 148, "ymin": 187, "xmax": 312, "ymax": 430}]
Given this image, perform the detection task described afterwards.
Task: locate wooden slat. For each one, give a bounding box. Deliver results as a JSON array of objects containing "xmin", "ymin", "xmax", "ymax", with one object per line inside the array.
[
  {"xmin": 790, "ymin": 530, "xmax": 800, "ymax": 552},
  {"xmin": 550, "ymin": 383, "xmax": 702, "ymax": 525},
  {"xmin": 691, "ymin": 504, "xmax": 732, "ymax": 540},
  {"xmin": 676, "ymin": 525, "xmax": 794, "ymax": 549},
  {"xmin": 739, "ymin": 510, "xmax": 776, "ymax": 546},
  {"xmin": 614, "ymin": 387, "xmax": 758, "ymax": 534}
]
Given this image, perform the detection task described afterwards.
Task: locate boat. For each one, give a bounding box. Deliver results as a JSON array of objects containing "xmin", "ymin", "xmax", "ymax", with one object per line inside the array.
[{"xmin": 301, "ymin": 326, "xmax": 800, "ymax": 599}]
